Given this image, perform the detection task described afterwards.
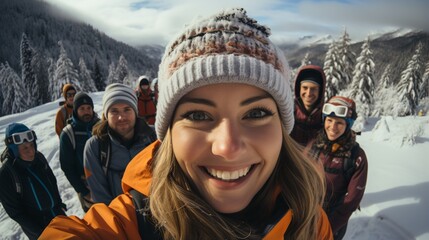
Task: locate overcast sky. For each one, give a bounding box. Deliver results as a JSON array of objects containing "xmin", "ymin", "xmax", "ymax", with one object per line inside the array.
[{"xmin": 44, "ymin": 0, "xmax": 429, "ymax": 47}]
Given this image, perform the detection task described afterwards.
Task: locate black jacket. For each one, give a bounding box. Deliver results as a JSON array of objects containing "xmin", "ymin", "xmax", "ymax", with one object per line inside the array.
[{"xmin": 0, "ymin": 150, "xmax": 66, "ymax": 240}]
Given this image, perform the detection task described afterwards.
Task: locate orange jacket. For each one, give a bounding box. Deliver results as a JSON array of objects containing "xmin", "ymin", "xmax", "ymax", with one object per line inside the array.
[
  {"xmin": 40, "ymin": 141, "xmax": 333, "ymax": 239},
  {"xmin": 55, "ymin": 104, "xmax": 73, "ymax": 137}
]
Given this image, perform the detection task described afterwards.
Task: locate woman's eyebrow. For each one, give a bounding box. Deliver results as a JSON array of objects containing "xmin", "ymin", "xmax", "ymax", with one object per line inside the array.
[
  {"xmin": 178, "ymin": 93, "xmax": 271, "ymax": 107},
  {"xmin": 241, "ymin": 94, "xmax": 271, "ymax": 106},
  {"xmin": 178, "ymin": 97, "xmax": 216, "ymax": 107}
]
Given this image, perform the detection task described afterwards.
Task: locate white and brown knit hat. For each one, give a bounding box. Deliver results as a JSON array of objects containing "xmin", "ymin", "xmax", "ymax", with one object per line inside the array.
[{"xmin": 155, "ymin": 8, "xmax": 294, "ymax": 140}]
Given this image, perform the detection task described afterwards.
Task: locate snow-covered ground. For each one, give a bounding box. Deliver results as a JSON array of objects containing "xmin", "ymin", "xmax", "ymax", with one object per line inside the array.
[{"xmin": 0, "ymin": 92, "xmax": 428, "ymax": 240}]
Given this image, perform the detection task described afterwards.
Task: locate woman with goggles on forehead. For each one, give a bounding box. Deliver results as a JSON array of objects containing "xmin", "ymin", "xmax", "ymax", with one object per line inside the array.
[
  {"xmin": 307, "ymin": 96, "xmax": 368, "ymax": 240},
  {"xmin": 0, "ymin": 123, "xmax": 66, "ymax": 240}
]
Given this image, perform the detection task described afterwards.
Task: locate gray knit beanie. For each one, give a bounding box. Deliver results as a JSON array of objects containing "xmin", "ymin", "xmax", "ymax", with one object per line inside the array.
[
  {"xmin": 102, "ymin": 83, "xmax": 138, "ymax": 118},
  {"xmin": 155, "ymin": 8, "xmax": 294, "ymax": 140}
]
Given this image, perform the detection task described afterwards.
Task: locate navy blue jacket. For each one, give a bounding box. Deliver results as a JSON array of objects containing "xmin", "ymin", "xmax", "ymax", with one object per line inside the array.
[
  {"xmin": 0, "ymin": 151, "xmax": 66, "ymax": 240},
  {"xmin": 59, "ymin": 114, "xmax": 99, "ymax": 196}
]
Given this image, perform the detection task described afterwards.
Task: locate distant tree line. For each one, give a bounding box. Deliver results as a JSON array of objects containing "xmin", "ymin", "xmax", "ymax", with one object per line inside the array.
[{"xmin": 0, "ymin": 33, "xmax": 142, "ymax": 116}]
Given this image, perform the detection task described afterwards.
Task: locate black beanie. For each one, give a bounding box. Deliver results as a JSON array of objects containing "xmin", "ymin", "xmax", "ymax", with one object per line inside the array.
[
  {"xmin": 140, "ymin": 78, "xmax": 149, "ymax": 86},
  {"xmin": 73, "ymin": 92, "xmax": 93, "ymax": 116},
  {"xmin": 298, "ymin": 69, "xmax": 323, "ymax": 86}
]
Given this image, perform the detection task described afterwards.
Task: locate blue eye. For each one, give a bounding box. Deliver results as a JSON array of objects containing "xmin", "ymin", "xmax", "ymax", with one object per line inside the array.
[
  {"xmin": 182, "ymin": 111, "xmax": 211, "ymax": 121},
  {"xmin": 244, "ymin": 108, "xmax": 274, "ymax": 119}
]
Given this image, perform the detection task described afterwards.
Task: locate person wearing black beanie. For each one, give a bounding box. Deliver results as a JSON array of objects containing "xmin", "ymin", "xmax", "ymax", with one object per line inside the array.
[
  {"xmin": 72, "ymin": 92, "xmax": 94, "ymax": 121},
  {"xmin": 290, "ymin": 65, "xmax": 326, "ymax": 146},
  {"xmin": 59, "ymin": 92, "xmax": 99, "ymax": 212}
]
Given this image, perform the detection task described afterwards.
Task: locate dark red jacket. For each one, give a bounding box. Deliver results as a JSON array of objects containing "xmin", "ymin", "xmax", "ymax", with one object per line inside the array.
[
  {"xmin": 290, "ymin": 65, "xmax": 326, "ymax": 146},
  {"xmin": 136, "ymin": 88, "xmax": 156, "ymax": 125},
  {"xmin": 308, "ymin": 131, "xmax": 368, "ymax": 234}
]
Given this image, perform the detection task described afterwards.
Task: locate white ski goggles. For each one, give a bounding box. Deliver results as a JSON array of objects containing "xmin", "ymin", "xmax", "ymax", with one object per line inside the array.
[
  {"xmin": 5, "ymin": 130, "xmax": 37, "ymax": 145},
  {"xmin": 322, "ymin": 103, "xmax": 349, "ymax": 118}
]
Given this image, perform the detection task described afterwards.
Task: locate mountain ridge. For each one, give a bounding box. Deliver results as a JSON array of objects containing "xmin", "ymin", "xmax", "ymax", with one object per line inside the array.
[
  {"xmin": 0, "ymin": 0, "xmax": 162, "ymax": 80},
  {"xmin": 1, "ymin": 0, "xmax": 428, "ymax": 89}
]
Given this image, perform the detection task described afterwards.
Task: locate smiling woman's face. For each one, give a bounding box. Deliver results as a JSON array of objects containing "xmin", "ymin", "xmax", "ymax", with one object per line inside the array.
[{"xmin": 171, "ymin": 83, "xmax": 283, "ymax": 213}]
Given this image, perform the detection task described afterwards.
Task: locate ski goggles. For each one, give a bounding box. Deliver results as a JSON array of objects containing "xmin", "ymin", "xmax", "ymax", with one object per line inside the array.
[
  {"xmin": 322, "ymin": 103, "xmax": 349, "ymax": 118},
  {"xmin": 5, "ymin": 130, "xmax": 37, "ymax": 145}
]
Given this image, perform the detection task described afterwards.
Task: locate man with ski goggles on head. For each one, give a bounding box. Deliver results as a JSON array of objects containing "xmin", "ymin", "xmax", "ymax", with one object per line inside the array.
[
  {"xmin": 0, "ymin": 123, "xmax": 66, "ymax": 240},
  {"xmin": 307, "ymin": 96, "xmax": 368, "ymax": 240}
]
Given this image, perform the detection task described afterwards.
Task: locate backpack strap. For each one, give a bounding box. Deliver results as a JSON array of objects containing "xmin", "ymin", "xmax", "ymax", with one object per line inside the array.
[
  {"xmin": 61, "ymin": 106, "xmax": 67, "ymax": 120},
  {"xmin": 63, "ymin": 125, "xmax": 76, "ymax": 150},
  {"xmin": 63, "ymin": 124, "xmax": 89, "ymax": 151},
  {"xmin": 129, "ymin": 189, "xmax": 162, "ymax": 240},
  {"xmin": 343, "ymin": 143, "xmax": 360, "ymax": 183},
  {"xmin": 322, "ymin": 143, "xmax": 360, "ymax": 182},
  {"xmin": 99, "ymin": 138, "xmax": 111, "ymax": 176},
  {"xmin": 4, "ymin": 164, "xmax": 22, "ymax": 197},
  {"xmin": 1, "ymin": 149, "xmax": 23, "ymax": 196},
  {"xmin": 61, "ymin": 105, "xmax": 73, "ymax": 125},
  {"xmin": 136, "ymin": 117, "xmax": 157, "ymax": 142}
]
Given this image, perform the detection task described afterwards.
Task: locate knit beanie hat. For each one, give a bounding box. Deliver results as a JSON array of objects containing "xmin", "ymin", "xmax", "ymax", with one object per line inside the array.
[
  {"xmin": 62, "ymin": 83, "xmax": 76, "ymax": 99},
  {"xmin": 155, "ymin": 8, "xmax": 294, "ymax": 140},
  {"xmin": 140, "ymin": 78, "xmax": 150, "ymax": 86},
  {"xmin": 102, "ymin": 83, "xmax": 138, "ymax": 118},
  {"xmin": 73, "ymin": 92, "xmax": 94, "ymax": 116},
  {"xmin": 5, "ymin": 123, "xmax": 37, "ymax": 158},
  {"xmin": 296, "ymin": 67, "xmax": 324, "ymax": 87}
]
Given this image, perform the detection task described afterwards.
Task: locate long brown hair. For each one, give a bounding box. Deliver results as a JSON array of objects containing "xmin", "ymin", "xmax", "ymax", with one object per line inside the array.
[
  {"xmin": 92, "ymin": 114, "xmax": 109, "ymax": 141},
  {"xmin": 149, "ymin": 127, "xmax": 325, "ymax": 240}
]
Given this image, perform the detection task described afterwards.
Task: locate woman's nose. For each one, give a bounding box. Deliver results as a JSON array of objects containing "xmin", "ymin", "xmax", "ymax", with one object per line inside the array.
[{"xmin": 211, "ymin": 119, "xmax": 243, "ymax": 160}]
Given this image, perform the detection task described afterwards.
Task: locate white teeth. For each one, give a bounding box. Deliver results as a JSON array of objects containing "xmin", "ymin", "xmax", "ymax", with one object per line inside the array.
[{"xmin": 207, "ymin": 167, "xmax": 251, "ymax": 181}]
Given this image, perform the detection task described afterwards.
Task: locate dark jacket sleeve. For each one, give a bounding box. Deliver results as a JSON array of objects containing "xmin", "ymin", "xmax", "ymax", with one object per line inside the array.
[
  {"xmin": 328, "ymin": 148, "xmax": 368, "ymax": 233},
  {"xmin": 59, "ymin": 131, "xmax": 90, "ymax": 196},
  {"xmin": 0, "ymin": 167, "xmax": 44, "ymax": 239}
]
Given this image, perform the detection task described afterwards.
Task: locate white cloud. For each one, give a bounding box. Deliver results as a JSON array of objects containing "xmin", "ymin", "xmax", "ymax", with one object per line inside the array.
[{"xmin": 44, "ymin": 0, "xmax": 429, "ymax": 46}]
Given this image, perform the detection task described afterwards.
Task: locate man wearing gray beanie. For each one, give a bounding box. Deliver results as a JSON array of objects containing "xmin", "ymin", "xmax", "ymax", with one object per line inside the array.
[{"xmin": 83, "ymin": 83, "xmax": 157, "ymax": 205}]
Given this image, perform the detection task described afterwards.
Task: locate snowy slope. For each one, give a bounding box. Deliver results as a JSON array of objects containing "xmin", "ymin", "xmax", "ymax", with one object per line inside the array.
[{"xmin": 0, "ymin": 92, "xmax": 428, "ymax": 240}]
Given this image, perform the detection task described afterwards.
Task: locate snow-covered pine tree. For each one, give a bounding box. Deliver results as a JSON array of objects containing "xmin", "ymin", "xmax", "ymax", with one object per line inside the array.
[
  {"xmin": 337, "ymin": 27, "xmax": 355, "ymax": 89},
  {"xmin": 1, "ymin": 63, "xmax": 27, "ymax": 114},
  {"xmin": 78, "ymin": 57, "xmax": 97, "ymax": 92},
  {"xmin": 378, "ymin": 64, "xmax": 393, "ymax": 90},
  {"xmin": 106, "ymin": 62, "xmax": 117, "ymax": 85},
  {"xmin": 419, "ymin": 61, "xmax": 429, "ymax": 100},
  {"xmin": 53, "ymin": 41, "xmax": 81, "ymax": 99},
  {"xmin": 47, "ymin": 58, "xmax": 57, "ymax": 100},
  {"xmin": 372, "ymin": 64, "xmax": 395, "ymax": 117},
  {"xmin": 323, "ymin": 41, "xmax": 342, "ymax": 101},
  {"xmin": 349, "ymin": 36, "xmax": 375, "ymax": 119},
  {"xmin": 31, "ymin": 50, "xmax": 50, "ymax": 104},
  {"xmin": 116, "ymin": 54, "xmax": 130, "ymax": 86},
  {"xmin": 20, "ymin": 33, "xmax": 37, "ymax": 109},
  {"xmin": 396, "ymin": 42, "xmax": 424, "ymax": 116},
  {"xmin": 300, "ymin": 52, "xmax": 311, "ymax": 68},
  {"xmin": 92, "ymin": 58, "xmax": 104, "ymax": 91}
]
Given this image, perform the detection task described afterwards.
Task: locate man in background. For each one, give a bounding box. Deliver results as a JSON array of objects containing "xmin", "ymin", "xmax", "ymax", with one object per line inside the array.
[{"xmin": 290, "ymin": 65, "xmax": 326, "ymax": 146}]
